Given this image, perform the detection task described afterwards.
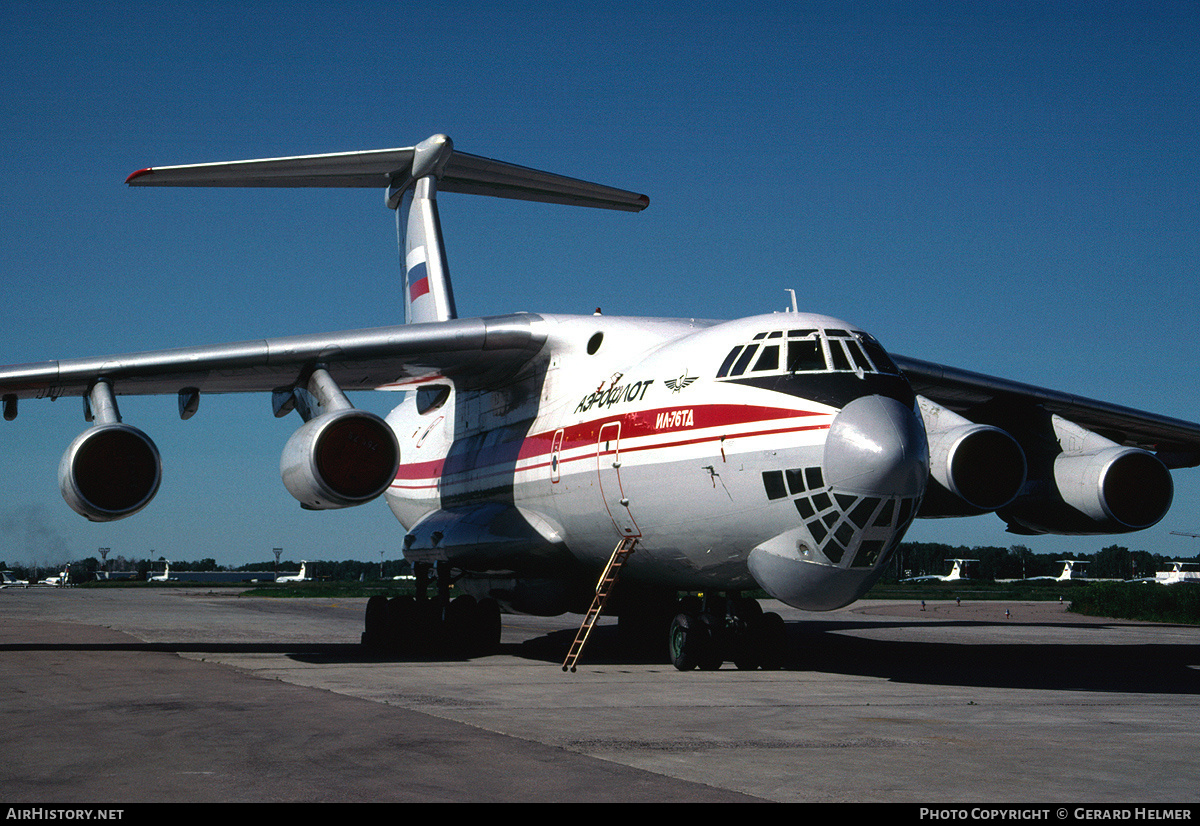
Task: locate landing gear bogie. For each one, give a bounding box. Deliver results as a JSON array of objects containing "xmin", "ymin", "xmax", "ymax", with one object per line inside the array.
[
  {"xmin": 668, "ymin": 593, "xmax": 788, "ymax": 672},
  {"xmin": 360, "ymin": 563, "xmax": 502, "ymax": 659}
]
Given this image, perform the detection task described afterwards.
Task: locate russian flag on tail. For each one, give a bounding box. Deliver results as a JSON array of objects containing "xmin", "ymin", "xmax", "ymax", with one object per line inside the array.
[{"xmin": 408, "ymin": 261, "xmax": 430, "ymax": 301}]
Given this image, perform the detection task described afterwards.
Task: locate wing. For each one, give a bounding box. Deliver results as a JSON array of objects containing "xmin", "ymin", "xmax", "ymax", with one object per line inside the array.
[
  {"xmin": 894, "ymin": 354, "xmax": 1200, "ymax": 466},
  {"xmin": 0, "ymin": 314, "xmax": 545, "ymax": 405},
  {"xmin": 896, "ymin": 352, "xmax": 1200, "ymax": 536},
  {"xmin": 0, "ymin": 314, "xmax": 546, "ymax": 521}
]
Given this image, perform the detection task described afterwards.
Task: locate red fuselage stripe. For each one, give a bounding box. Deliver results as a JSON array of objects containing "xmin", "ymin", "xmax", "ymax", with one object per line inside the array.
[{"xmin": 391, "ymin": 402, "xmax": 829, "ymax": 488}]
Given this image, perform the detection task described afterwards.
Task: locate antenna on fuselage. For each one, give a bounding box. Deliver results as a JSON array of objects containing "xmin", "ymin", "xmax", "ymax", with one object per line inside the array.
[{"xmin": 785, "ymin": 289, "xmax": 798, "ymax": 313}]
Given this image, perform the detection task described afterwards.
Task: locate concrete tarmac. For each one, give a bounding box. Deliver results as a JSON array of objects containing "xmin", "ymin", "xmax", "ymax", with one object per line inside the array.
[{"xmin": 1, "ymin": 586, "xmax": 1198, "ymax": 804}]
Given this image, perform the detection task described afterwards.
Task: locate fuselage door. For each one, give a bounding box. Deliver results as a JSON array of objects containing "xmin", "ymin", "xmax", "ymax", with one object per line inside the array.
[
  {"xmin": 550, "ymin": 428, "xmax": 564, "ymax": 484},
  {"xmin": 597, "ymin": 421, "xmax": 641, "ymax": 538}
]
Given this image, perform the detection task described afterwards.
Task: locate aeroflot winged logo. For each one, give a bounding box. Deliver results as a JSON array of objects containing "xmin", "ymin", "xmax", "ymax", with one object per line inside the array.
[{"xmin": 664, "ymin": 373, "xmax": 698, "ymax": 393}]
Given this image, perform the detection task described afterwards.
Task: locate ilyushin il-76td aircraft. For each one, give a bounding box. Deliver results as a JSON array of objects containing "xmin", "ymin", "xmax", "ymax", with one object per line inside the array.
[{"xmin": 4, "ymin": 135, "xmax": 1200, "ymax": 671}]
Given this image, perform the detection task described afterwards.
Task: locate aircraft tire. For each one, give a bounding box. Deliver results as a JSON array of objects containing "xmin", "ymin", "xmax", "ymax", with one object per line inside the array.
[
  {"xmin": 413, "ymin": 598, "xmax": 447, "ymax": 654},
  {"xmin": 444, "ymin": 594, "xmax": 477, "ymax": 649},
  {"xmin": 697, "ymin": 612, "xmax": 725, "ymax": 670},
  {"xmin": 362, "ymin": 594, "xmax": 389, "ymax": 650},
  {"xmin": 669, "ymin": 612, "xmax": 707, "ymax": 671},
  {"xmin": 732, "ymin": 631, "xmax": 762, "ymax": 670},
  {"xmin": 386, "ymin": 595, "xmax": 417, "ymax": 654}
]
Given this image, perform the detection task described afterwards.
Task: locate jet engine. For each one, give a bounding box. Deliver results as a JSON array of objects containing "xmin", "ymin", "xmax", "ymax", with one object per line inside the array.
[
  {"xmin": 280, "ymin": 407, "xmax": 400, "ymax": 510},
  {"xmin": 59, "ymin": 381, "xmax": 162, "ymax": 522},
  {"xmin": 59, "ymin": 422, "xmax": 162, "ymax": 522},
  {"xmin": 916, "ymin": 396, "xmax": 1026, "ymax": 517},
  {"xmin": 278, "ymin": 369, "xmax": 400, "ymax": 510},
  {"xmin": 999, "ymin": 415, "xmax": 1173, "ymax": 535}
]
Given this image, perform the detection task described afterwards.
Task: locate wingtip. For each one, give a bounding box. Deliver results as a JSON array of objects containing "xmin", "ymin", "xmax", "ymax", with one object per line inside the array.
[{"xmin": 125, "ymin": 167, "xmax": 154, "ymax": 185}]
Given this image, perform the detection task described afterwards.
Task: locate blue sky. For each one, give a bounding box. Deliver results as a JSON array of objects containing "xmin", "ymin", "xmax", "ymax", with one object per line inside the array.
[{"xmin": 1, "ymin": 2, "xmax": 1198, "ymax": 570}]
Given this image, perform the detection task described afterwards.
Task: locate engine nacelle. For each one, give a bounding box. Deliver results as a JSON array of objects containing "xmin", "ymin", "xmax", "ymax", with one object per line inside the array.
[
  {"xmin": 1000, "ymin": 446, "xmax": 1173, "ymax": 535},
  {"xmin": 59, "ymin": 423, "xmax": 162, "ymax": 521},
  {"xmin": 1055, "ymin": 446, "xmax": 1173, "ymax": 530},
  {"xmin": 920, "ymin": 423, "xmax": 1027, "ymax": 517},
  {"xmin": 915, "ymin": 396, "xmax": 1026, "ymax": 517},
  {"xmin": 280, "ymin": 408, "xmax": 400, "ymax": 510}
]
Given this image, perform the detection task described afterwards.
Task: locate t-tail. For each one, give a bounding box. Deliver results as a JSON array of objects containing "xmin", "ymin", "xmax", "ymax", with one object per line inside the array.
[
  {"xmin": 127, "ymin": 134, "xmax": 649, "ymax": 325},
  {"xmin": 393, "ymin": 136, "xmax": 457, "ymax": 324}
]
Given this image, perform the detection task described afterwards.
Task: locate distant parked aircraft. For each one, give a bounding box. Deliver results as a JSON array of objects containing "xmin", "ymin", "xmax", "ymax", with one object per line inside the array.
[
  {"xmin": 903, "ymin": 558, "xmax": 977, "ymax": 582},
  {"xmin": 1, "ymin": 571, "xmax": 30, "ymax": 588},
  {"xmin": 276, "ymin": 561, "xmax": 313, "ymax": 583},
  {"xmin": 148, "ymin": 561, "xmax": 175, "ymax": 582}
]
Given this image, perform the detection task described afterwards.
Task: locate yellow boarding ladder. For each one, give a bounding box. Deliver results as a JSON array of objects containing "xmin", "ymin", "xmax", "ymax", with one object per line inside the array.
[{"xmin": 562, "ymin": 536, "xmax": 638, "ymax": 672}]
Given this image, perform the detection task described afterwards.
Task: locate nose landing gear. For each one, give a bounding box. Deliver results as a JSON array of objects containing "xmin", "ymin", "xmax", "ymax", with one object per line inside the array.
[{"xmin": 668, "ymin": 594, "xmax": 787, "ymax": 672}]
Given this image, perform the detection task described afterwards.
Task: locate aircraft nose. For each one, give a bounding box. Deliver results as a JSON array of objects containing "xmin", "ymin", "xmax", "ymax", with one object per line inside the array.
[{"xmin": 823, "ymin": 394, "xmax": 928, "ymax": 499}]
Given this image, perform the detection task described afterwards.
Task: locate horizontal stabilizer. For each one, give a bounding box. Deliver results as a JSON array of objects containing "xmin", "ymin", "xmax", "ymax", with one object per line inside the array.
[{"xmin": 127, "ymin": 136, "xmax": 649, "ymax": 212}]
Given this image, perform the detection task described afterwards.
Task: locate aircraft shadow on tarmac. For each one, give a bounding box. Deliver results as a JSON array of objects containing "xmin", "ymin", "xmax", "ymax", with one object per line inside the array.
[
  {"xmin": 518, "ymin": 620, "xmax": 1200, "ymax": 695},
  {"xmin": 4, "ymin": 620, "xmax": 1197, "ymax": 695},
  {"xmin": 785, "ymin": 620, "xmax": 1200, "ymax": 695}
]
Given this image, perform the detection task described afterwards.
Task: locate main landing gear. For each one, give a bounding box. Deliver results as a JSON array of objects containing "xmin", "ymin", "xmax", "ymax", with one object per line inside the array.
[
  {"xmin": 668, "ymin": 594, "xmax": 787, "ymax": 672},
  {"xmin": 361, "ymin": 562, "xmax": 501, "ymax": 658}
]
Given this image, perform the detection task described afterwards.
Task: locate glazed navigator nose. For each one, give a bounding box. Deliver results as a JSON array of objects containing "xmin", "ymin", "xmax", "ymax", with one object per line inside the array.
[{"xmin": 823, "ymin": 394, "xmax": 928, "ymax": 499}]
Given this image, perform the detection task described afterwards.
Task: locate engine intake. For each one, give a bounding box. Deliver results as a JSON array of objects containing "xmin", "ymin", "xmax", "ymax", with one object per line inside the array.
[
  {"xmin": 1054, "ymin": 446, "xmax": 1173, "ymax": 530},
  {"xmin": 922, "ymin": 424, "xmax": 1027, "ymax": 516},
  {"xmin": 916, "ymin": 396, "xmax": 1026, "ymax": 517},
  {"xmin": 281, "ymin": 408, "xmax": 400, "ymax": 509},
  {"xmin": 59, "ymin": 423, "xmax": 162, "ymax": 521},
  {"xmin": 1001, "ymin": 445, "xmax": 1173, "ymax": 535}
]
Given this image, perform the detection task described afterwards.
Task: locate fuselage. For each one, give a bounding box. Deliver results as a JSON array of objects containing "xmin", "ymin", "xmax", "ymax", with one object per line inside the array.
[{"xmin": 383, "ymin": 311, "xmax": 930, "ymax": 613}]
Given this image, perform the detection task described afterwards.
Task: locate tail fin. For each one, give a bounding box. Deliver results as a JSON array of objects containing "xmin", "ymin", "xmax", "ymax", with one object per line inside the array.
[
  {"xmin": 128, "ymin": 134, "xmax": 648, "ymax": 326},
  {"xmin": 394, "ymin": 136, "xmax": 457, "ymax": 324}
]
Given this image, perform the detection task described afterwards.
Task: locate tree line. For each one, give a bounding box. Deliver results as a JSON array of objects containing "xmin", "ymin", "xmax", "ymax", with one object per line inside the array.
[
  {"xmin": 4, "ymin": 543, "xmax": 1193, "ymax": 585},
  {"xmin": 0, "ymin": 555, "xmax": 413, "ymax": 583},
  {"xmin": 886, "ymin": 543, "xmax": 1192, "ymax": 582}
]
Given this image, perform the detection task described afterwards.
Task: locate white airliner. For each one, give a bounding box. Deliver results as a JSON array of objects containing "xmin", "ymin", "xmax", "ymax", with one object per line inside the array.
[
  {"xmin": 148, "ymin": 561, "xmax": 174, "ymax": 582},
  {"xmin": 1129, "ymin": 561, "xmax": 1200, "ymax": 586},
  {"xmin": 37, "ymin": 567, "xmax": 71, "ymax": 587},
  {"xmin": 3, "ymin": 135, "xmax": 1200, "ymax": 670},
  {"xmin": 903, "ymin": 558, "xmax": 977, "ymax": 582},
  {"xmin": 1049, "ymin": 560, "xmax": 1088, "ymax": 581},
  {"xmin": 276, "ymin": 561, "xmax": 312, "ymax": 583},
  {"xmin": 1, "ymin": 571, "xmax": 30, "ymax": 589}
]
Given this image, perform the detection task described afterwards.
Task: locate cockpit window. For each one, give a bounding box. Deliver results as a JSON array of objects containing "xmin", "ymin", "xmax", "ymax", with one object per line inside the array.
[
  {"xmin": 731, "ymin": 344, "xmax": 759, "ymax": 375},
  {"xmin": 754, "ymin": 344, "xmax": 780, "ymax": 371},
  {"xmin": 786, "ymin": 337, "xmax": 824, "ymax": 371},
  {"xmin": 829, "ymin": 340, "xmax": 852, "ymax": 371},
  {"xmin": 855, "ymin": 332, "xmax": 899, "ymax": 374},
  {"xmin": 717, "ymin": 327, "xmax": 899, "ymax": 379},
  {"xmin": 848, "ymin": 340, "xmax": 873, "ymax": 372}
]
